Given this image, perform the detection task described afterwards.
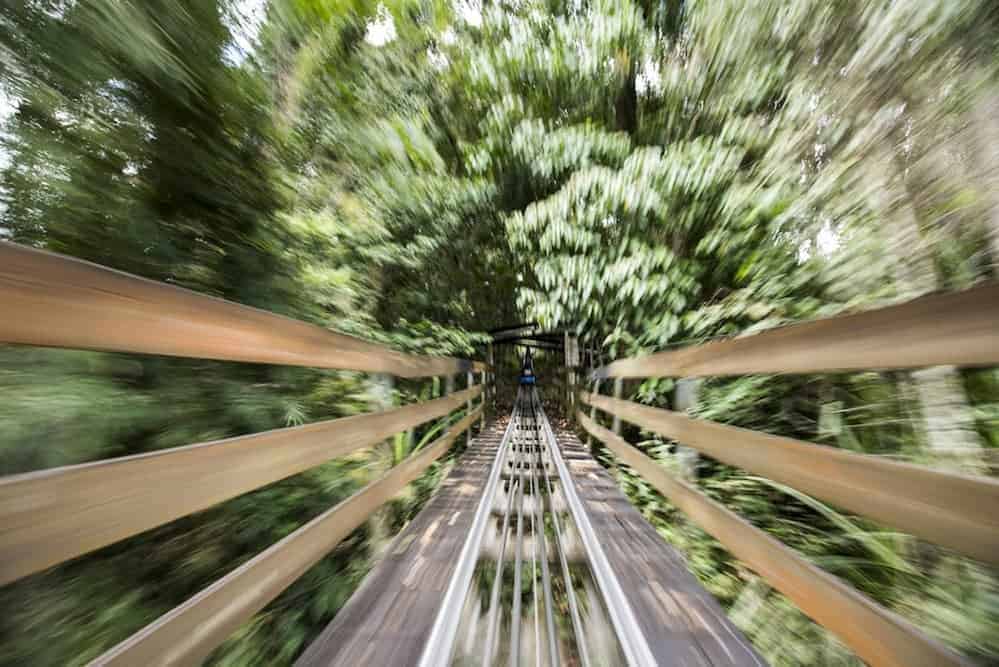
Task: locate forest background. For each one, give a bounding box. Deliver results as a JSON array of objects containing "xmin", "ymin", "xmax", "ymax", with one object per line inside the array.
[{"xmin": 1, "ymin": 1, "xmax": 998, "ymax": 664}]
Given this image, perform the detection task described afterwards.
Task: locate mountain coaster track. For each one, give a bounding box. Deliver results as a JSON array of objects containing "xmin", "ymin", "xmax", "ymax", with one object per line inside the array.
[{"xmin": 0, "ymin": 243, "xmax": 995, "ymax": 667}]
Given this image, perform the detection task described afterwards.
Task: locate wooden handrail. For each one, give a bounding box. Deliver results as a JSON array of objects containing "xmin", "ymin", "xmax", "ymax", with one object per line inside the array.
[
  {"xmin": 0, "ymin": 386, "xmax": 481, "ymax": 586},
  {"xmin": 90, "ymin": 407, "xmax": 482, "ymax": 667},
  {"xmin": 580, "ymin": 392, "xmax": 999, "ymax": 565},
  {"xmin": 578, "ymin": 412, "xmax": 969, "ymax": 667},
  {"xmin": 0, "ymin": 242, "xmax": 485, "ymax": 376},
  {"xmin": 595, "ymin": 283, "xmax": 999, "ymax": 379}
]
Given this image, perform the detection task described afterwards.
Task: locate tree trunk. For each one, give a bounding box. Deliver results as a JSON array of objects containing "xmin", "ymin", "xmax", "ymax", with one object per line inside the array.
[
  {"xmin": 910, "ymin": 365, "xmax": 983, "ymax": 471},
  {"xmin": 971, "ymin": 86, "xmax": 999, "ymax": 272},
  {"xmin": 874, "ymin": 155, "xmax": 937, "ymax": 299},
  {"xmin": 674, "ymin": 378, "xmax": 701, "ymax": 480},
  {"xmin": 614, "ymin": 57, "xmax": 638, "ymax": 134},
  {"xmin": 874, "ymin": 151, "xmax": 984, "ymax": 471},
  {"xmin": 367, "ymin": 373, "xmax": 396, "ymax": 555},
  {"xmin": 729, "ymin": 575, "xmax": 769, "ymax": 628}
]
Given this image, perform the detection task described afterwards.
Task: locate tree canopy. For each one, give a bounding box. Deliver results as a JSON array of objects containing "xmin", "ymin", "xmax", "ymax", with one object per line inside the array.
[{"xmin": 1, "ymin": 0, "xmax": 998, "ymax": 665}]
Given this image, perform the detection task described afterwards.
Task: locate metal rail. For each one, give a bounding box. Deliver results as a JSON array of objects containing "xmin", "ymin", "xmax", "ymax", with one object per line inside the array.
[
  {"xmin": 595, "ymin": 282, "xmax": 999, "ymax": 379},
  {"xmin": 0, "ymin": 386, "xmax": 480, "ymax": 586},
  {"xmin": 508, "ymin": 421, "xmax": 526, "ymax": 667},
  {"xmin": 418, "ymin": 403, "xmax": 518, "ymax": 667},
  {"xmin": 480, "ymin": 414, "xmax": 521, "ymax": 666},
  {"xmin": 578, "ymin": 412, "xmax": 969, "ymax": 667},
  {"xmin": 536, "ymin": 395, "xmax": 655, "ymax": 667},
  {"xmin": 421, "ymin": 388, "xmax": 650, "ymax": 666},
  {"xmin": 525, "ymin": 396, "xmax": 561, "ymax": 667},
  {"xmin": 581, "ymin": 391, "xmax": 999, "ymax": 565},
  {"xmin": 90, "ymin": 408, "xmax": 482, "ymax": 667},
  {"xmin": 533, "ymin": 392, "xmax": 590, "ymax": 667},
  {"xmin": 0, "ymin": 242, "xmax": 482, "ymax": 377}
]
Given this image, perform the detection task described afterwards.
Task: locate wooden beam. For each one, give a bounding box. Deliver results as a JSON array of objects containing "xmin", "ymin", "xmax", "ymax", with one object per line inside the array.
[
  {"xmin": 486, "ymin": 322, "xmax": 537, "ymax": 335},
  {"xmin": 0, "ymin": 386, "xmax": 480, "ymax": 586},
  {"xmin": 579, "ymin": 392, "xmax": 999, "ymax": 565},
  {"xmin": 578, "ymin": 412, "xmax": 969, "ymax": 667},
  {"xmin": 494, "ymin": 340, "xmax": 562, "ymax": 351},
  {"xmin": 597, "ymin": 283, "xmax": 999, "ymax": 379},
  {"xmin": 0, "ymin": 242, "xmax": 483, "ymax": 377},
  {"xmin": 491, "ymin": 329, "xmax": 564, "ymax": 344},
  {"xmin": 90, "ymin": 408, "xmax": 482, "ymax": 667}
]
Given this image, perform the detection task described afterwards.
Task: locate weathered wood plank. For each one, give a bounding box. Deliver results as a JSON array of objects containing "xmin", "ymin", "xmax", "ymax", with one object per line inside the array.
[
  {"xmin": 597, "ymin": 282, "xmax": 999, "ymax": 379},
  {"xmin": 296, "ymin": 419, "xmax": 508, "ymax": 667},
  {"xmin": 552, "ymin": 426, "xmax": 765, "ymax": 667},
  {"xmin": 581, "ymin": 391, "xmax": 999, "ymax": 565},
  {"xmin": 0, "ymin": 386, "xmax": 480, "ymax": 586},
  {"xmin": 0, "ymin": 242, "xmax": 484, "ymax": 376}
]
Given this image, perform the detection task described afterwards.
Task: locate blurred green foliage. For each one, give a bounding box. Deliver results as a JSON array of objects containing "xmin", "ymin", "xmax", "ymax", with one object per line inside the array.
[{"xmin": 2, "ymin": 0, "xmax": 998, "ymax": 664}]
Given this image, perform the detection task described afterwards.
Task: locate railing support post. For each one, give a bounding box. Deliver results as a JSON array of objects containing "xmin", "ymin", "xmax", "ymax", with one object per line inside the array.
[
  {"xmin": 565, "ymin": 333, "xmax": 580, "ymax": 416},
  {"xmin": 479, "ymin": 370, "xmax": 487, "ymax": 431},
  {"xmin": 466, "ymin": 371, "xmax": 474, "ymax": 445},
  {"xmin": 487, "ymin": 343, "xmax": 495, "ymax": 412},
  {"xmin": 444, "ymin": 374, "xmax": 455, "ymax": 429},
  {"xmin": 587, "ymin": 378, "xmax": 600, "ymax": 450}
]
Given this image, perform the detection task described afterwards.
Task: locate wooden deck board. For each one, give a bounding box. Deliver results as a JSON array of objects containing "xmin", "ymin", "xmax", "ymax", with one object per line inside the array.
[
  {"xmin": 552, "ymin": 429, "xmax": 765, "ymax": 667},
  {"xmin": 295, "ymin": 419, "xmax": 508, "ymax": 667},
  {"xmin": 297, "ymin": 418, "xmax": 762, "ymax": 666}
]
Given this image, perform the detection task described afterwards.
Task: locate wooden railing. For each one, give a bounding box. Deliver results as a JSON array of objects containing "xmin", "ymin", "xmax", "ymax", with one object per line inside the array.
[
  {"xmin": 580, "ymin": 286, "xmax": 999, "ymax": 667},
  {"xmin": 0, "ymin": 242, "xmax": 488, "ymax": 665},
  {"xmin": 595, "ymin": 283, "xmax": 999, "ymax": 379},
  {"xmin": 0, "ymin": 243, "xmax": 484, "ymax": 377}
]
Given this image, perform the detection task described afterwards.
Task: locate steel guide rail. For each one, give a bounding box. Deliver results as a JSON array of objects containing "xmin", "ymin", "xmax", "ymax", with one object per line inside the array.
[
  {"xmin": 418, "ymin": 397, "xmax": 519, "ymax": 667},
  {"xmin": 534, "ymin": 391, "xmax": 656, "ymax": 667},
  {"xmin": 481, "ymin": 411, "xmax": 522, "ymax": 666},
  {"xmin": 508, "ymin": 418, "xmax": 526, "ymax": 665},
  {"xmin": 525, "ymin": 397, "xmax": 560, "ymax": 666},
  {"xmin": 531, "ymin": 391, "xmax": 590, "ymax": 667},
  {"xmin": 420, "ymin": 388, "xmax": 654, "ymax": 667}
]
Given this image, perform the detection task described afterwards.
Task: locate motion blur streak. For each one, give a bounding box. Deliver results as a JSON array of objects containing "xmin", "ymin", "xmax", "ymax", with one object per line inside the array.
[{"xmin": 1, "ymin": 1, "xmax": 998, "ymax": 666}]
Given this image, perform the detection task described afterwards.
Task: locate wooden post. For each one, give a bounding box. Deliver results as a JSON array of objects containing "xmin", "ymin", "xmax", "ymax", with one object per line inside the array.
[
  {"xmin": 587, "ymin": 378, "xmax": 600, "ymax": 449},
  {"xmin": 572, "ymin": 367, "xmax": 577, "ymax": 406},
  {"xmin": 466, "ymin": 371, "xmax": 474, "ymax": 445},
  {"xmin": 479, "ymin": 370, "xmax": 486, "ymax": 431},
  {"xmin": 487, "ymin": 343, "xmax": 495, "ymax": 413},
  {"xmin": 565, "ymin": 332, "xmax": 580, "ymax": 416},
  {"xmin": 444, "ymin": 374, "xmax": 455, "ymax": 427}
]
